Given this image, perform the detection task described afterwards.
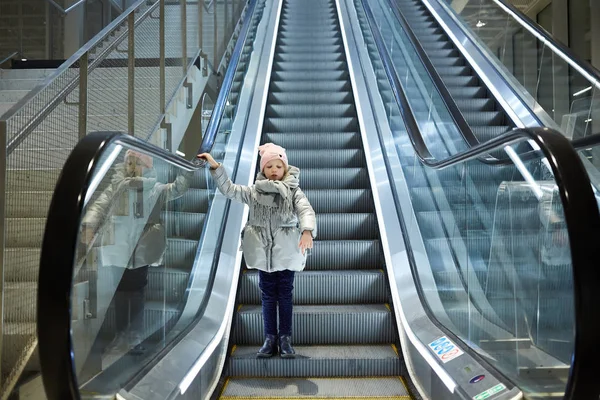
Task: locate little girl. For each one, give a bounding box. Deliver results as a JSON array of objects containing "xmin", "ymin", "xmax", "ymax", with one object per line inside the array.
[{"xmin": 197, "ymin": 143, "xmax": 316, "ymax": 358}]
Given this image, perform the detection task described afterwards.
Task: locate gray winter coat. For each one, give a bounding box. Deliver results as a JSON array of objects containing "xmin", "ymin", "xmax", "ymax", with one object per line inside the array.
[
  {"xmin": 210, "ymin": 164, "xmax": 316, "ymax": 272},
  {"xmin": 82, "ymin": 165, "xmax": 192, "ymax": 269}
]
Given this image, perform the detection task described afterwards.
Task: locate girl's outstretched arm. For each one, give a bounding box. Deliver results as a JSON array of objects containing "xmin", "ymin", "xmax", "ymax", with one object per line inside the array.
[{"xmin": 197, "ymin": 153, "xmax": 253, "ymax": 204}]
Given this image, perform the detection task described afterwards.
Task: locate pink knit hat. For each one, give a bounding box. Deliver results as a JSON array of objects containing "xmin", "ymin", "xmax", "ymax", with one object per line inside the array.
[
  {"xmin": 125, "ymin": 150, "xmax": 154, "ymax": 169},
  {"xmin": 258, "ymin": 143, "xmax": 288, "ymax": 172}
]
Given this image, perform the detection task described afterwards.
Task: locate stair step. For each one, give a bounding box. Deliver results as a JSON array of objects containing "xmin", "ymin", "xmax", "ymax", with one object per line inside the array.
[
  {"xmin": 233, "ymin": 304, "xmax": 395, "ymax": 345},
  {"xmin": 239, "ymin": 270, "xmax": 388, "ymax": 304},
  {"xmin": 228, "ymin": 345, "xmax": 401, "ymax": 377},
  {"xmin": 221, "ymin": 377, "xmax": 411, "ymax": 399}
]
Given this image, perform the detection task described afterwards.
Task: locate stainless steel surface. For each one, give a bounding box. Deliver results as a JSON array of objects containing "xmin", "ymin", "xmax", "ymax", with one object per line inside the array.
[{"xmin": 340, "ymin": 0, "xmax": 522, "ymax": 398}]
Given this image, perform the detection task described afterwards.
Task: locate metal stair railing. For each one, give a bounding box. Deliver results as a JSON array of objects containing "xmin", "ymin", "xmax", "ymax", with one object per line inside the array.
[{"xmin": 0, "ymin": 0, "xmax": 248, "ymax": 396}]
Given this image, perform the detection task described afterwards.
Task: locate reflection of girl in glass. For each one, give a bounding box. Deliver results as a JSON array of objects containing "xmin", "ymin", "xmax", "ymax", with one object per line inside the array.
[{"xmin": 82, "ymin": 150, "xmax": 192, "ymax": 354}]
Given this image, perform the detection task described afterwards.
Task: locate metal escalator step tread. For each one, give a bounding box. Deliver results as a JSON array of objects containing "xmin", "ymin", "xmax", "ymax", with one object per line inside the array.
[
  {"xmin": 278, "ymin": 35, "xmax": 341, "ymax": 44},
  {"xmin": 270, "ymin": 80, "xmax": 350, "ymax": 92},
  {"xmin": 275, "ymin": 60, "xmax": 346, "ymax": 69},
  {"xmin": 301, "ymin": 168, "xmax": 370, "ymax": 189},
  {"xmin": 306, "ymin": 240, "xmax": 383, "ymax": 270},
  {"xmin": 265, "ymin": 117, "xmax": 358, "ymax": 133},
  {"xmin": 165, "ymin": 239, "xmax": 198, "ymax": 269},
  {"xmin": 303, "ymin": 189, "xmax": 374, "ymax": 213},
  {"xmin": 170, "ymin": 189, "xmax": 210, "ymax": 213},
  {"xmin": 275, "ymin": 52, "xmax": 343, "ymax": 63},
  {"xmin": 316, "ymin": 213, "xmax": 379, "ymax": 240},
  {"xmin": 234, "ymin": 304, "xmax": 395, "ymax": 344},
  {"xmin": 268, "ymin": 92, "xmax": 353, "ymax": 104},
  {"xmin": 220, "ymin": 377, "xmax": 411, "ymax": 399},
  {"xmin": 277, "ymin": 45, "xmax": 343, "ymax": 53},
  {"xmin": 228, "ymin": 345, "xmax": 401, "ymax": 377},
  {"xmin": 272, "ymin": 70, "xmax": 348, "ymax": 81},
  {"xmin": 288, "ymin": 149, "xmax": 364, "ymax": 168},
  {"xmin": 161, "ymin": 211, "xmax": 206, "ymax": 240},
  {"xmin": 263, "ymin": 132, "xmax": 362, "ymax": 149},
  {"xmin": 239, "ymin": 270, "xmax": 388, "ymax": 304},
  {"xmin": 266, "ymin": 104, "xmax": 355, "ymax": 118}
]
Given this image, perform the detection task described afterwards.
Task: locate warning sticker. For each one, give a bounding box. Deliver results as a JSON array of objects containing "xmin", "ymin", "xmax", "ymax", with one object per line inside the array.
[
  {"xmin": 473, "ymin": 383, "xmax": 507, "ymax": 400},
  {"xmin": 428, "ymin": 336, "xmax": 464, "ymax": 364}
]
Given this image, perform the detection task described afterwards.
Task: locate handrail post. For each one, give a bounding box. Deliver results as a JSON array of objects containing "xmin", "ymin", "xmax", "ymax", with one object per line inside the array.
[
  {"xmin": 0, "ymin": 121, "xmax": 6, "ymax": 383},
  {"xmin": 127, "ymin": 13, "xmax": 135, "ymax": 136},
  {"xmin": 78, "ymin": 52, "xmax": 88, "ymax": 139},
  {"xmin": 213, "ymin": 0, "xmax": 218, "ymax": 70},
  {"xmin": 199, "ymin": 0, "xmax": 204, "ymax": 50},
  {"xmin": 225, "ymin": 0, "xmax": 229, "ymax": 47},
  {"xmin": 181, "ymin": 0, "xmax": 187, "ymax": 75},
  {"xmin": 159, "ymin": 0, "xmax": 166, "ymax": 115}
]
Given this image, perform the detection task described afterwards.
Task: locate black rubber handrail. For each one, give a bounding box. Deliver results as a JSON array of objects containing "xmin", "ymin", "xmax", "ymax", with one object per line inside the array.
[
  {"xmin": 363, "ymin": 1, "xmax": 600, "ymax": 398},
  {"xmin": 196, "ymin": 0, "xmax": 257, "ymax": 157}
]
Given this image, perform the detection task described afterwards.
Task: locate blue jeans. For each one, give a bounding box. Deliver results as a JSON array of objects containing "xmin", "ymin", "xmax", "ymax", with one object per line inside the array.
[{"xmin": 258, "ymin": 270, "xmax": 295, "ymax": 336}]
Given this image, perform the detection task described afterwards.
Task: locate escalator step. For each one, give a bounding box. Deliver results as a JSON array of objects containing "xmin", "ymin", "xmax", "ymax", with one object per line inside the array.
[
  {"xmin": 301, "ymin": 168, "xmax": 370, "ymax": 189},
  {"xmin": 272, "ymin": 70, "xmax": 349, "ymax": 81},
  {"xmin": 274, "ymin": 61, "xmax": 346, "ymax": 71},
  {"xmin": 164, "ymin": 238, "xmax": 197, "ymax": 270},
  {"xmin": 268, "ymin": 91, "xmax": 353, "ymax": 104},
  {"xmin": 316, "ymin": 213, "xmax": 379, "ymax": 240},
  {"xmin": 303, "ymin": 189, "xmax": 375, "ymax": 213},
  {"xmin": 220, "ymin": 377, "xmax": 411, "ymax": 399},
  {"xmin": 161, "ymin": 211, "xmax": 205, "ymax": 240},
  {"xmin": 270, "ymin": 80, "xmax": 351, "ymax": 92},
  {"xmin": 264, "ymin": 117, "xmax": 358, "ymax": 133},
  {"xmin": 306, "ymin": 240, "xmax": 383, "ymax": 270},
  {"xmin": 263, "ymin": 132, "xmax": 362, "ymax": 149},
  {"xmin": 275, "ymin": 52, "xmax": 344, "ymax": 63},
  {"xmin": 169, "ymin": 189, "xmax": 210, "ymax": 213},
  {"xmin": 227, "ymin": 345, "xmax": 401, "ymax": 377},
  {"xmin": 239, "ymin": 270, "xmax": 388, "ymax": 304},
  {"xmin": 266, "ymin": 104, "xmax": 355, "ymax": 118},
  {"xmin": 288, "ymin": 149, "xmax": 364, "ymax": 168},
  {"xmin": 233, "ymin": 304, "xmax": 395, "ymax": 344}
]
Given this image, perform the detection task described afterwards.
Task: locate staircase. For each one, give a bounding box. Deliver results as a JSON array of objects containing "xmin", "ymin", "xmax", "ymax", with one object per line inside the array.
[
  {"xmin": 217, "ymin": 0, "xmax": 413, "ymax": 399},
  {"xmin": 0, "ymin": 1, "xmax": 249, "ymax": 394}
]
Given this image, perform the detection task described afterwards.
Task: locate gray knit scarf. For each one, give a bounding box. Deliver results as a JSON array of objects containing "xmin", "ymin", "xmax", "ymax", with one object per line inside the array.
[{"xmin": 251, "ymin": 166, "xmax": 300, "ymax": 227}]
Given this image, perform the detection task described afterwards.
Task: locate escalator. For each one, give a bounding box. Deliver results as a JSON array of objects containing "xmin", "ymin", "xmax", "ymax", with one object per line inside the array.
[
  {"xmin": 393, "ymin": 0, "xmax": 514, "ymax": 142},
  {"xmin": 218, "ymin": 0, "xmax": 412, "ymax": 397},
  {"xmin": 34, "ymin": 0, "xmax": 600, "ymax": 399}
]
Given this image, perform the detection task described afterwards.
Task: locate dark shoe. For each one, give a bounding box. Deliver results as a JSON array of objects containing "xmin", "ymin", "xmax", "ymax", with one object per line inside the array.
[
  {"xmin": 279, "ymin": 335, "xmax": 295, "ymax": 358},
  {"xmin": 257, "ymin": 334, "xmax": 277, "ymax": 358}
]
